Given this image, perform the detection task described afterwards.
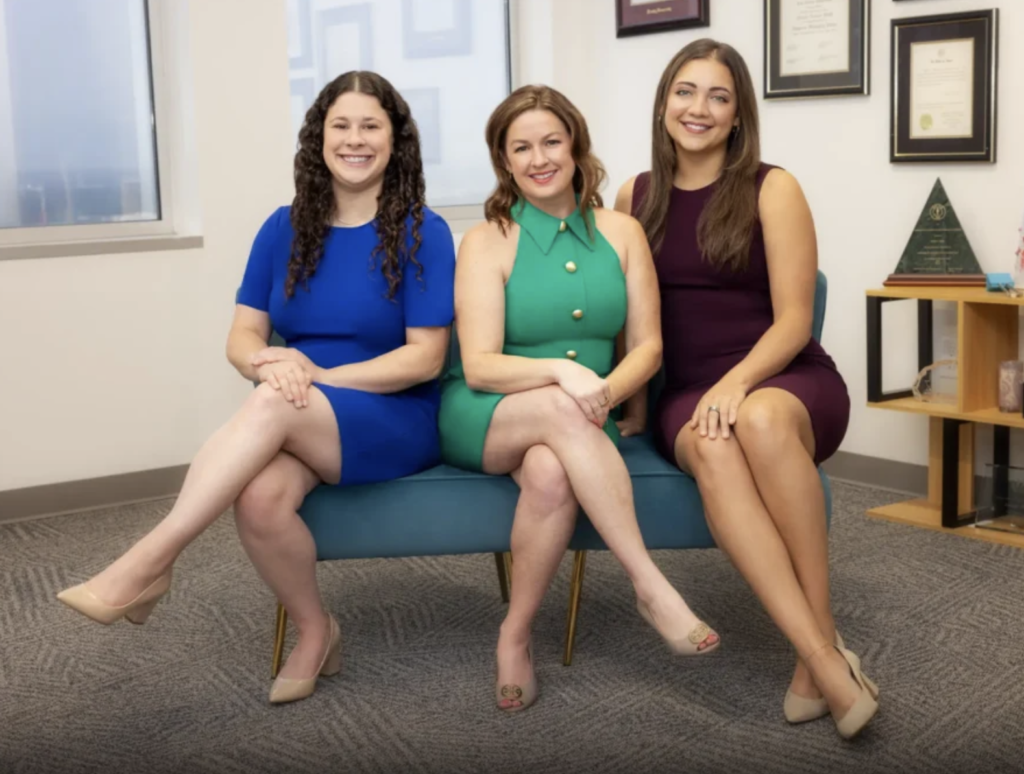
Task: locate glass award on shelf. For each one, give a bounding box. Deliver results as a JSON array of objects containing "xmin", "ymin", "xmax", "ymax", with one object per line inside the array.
[
  {"xmin": 974, "ymin": 464, "xmax": 1024, "ymax": 536},
  {"xmin": 884, "ymin": 178, "xmax": 986, "ymax": 287}
]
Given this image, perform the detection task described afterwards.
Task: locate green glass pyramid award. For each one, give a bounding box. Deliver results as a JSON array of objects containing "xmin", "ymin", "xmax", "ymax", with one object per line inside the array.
[{"xmin": 884, "ymin": 179, "xmax": 985, "ymax": 287}]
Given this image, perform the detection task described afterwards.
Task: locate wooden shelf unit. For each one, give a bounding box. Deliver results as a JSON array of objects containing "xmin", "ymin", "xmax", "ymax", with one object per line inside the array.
[{"xmin": 865, "ymin": 286, "xmax": 1023, "ymax": 548}]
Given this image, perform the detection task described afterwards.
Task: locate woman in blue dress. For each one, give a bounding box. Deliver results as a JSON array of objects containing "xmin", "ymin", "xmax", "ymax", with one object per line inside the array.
[{"xmin": 57, "ymin": 71, "xmax": 456, "ymax": 704}]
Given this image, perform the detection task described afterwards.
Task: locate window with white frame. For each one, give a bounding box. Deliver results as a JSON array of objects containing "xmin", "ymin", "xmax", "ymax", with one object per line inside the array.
[
  {"xmin": 286, "ymin": 0, "xmax": 511, "ymax": 211},
  {"xmin": 0, "ymin": 0, "xmax": 170, "ymax": 243}
]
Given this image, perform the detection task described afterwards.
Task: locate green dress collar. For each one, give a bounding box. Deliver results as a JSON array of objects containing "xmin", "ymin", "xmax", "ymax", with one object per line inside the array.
[{"xmin": 511, "ymin": 197, "xmax": 596, "ymax": 255}]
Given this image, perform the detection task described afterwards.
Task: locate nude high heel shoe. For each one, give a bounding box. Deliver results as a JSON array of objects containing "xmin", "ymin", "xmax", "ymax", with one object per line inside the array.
[
  {"xmin": 56, "ymin": 571, "xmax": 172, "ymax": 625},
  {"xmin": 636, "ymin": 599, "xmax": 720, "ymax": 656},
  {"xmin": 784, "ymin": 630, "xmax": 847, "ymax": 724},
  {"xmin": 495, "ymin": 643, "xmax": 537, "ymax": 713},
  {"xmin": 269, "ymin": 614, "xmax": 342, "ymax": 705},
  {"xmin": 803, "ymin": 644, "xmax": 880, "ymax": 740}
]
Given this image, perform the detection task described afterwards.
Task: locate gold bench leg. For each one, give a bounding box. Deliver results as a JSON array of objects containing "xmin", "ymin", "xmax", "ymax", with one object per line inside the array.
[
  {"xmin": 494, "ymin": 551, "xmax": 511, "ymax": 603},
  {"xmin": 271, "ymin": 602, "xmax": 288, "ymax": 678},
  {"xmin": 563, "ymin": 550, "xmax": 587, "ymax": 666}
]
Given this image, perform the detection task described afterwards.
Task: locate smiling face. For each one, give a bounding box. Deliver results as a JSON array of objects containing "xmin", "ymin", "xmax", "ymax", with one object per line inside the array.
[
  {"xmin": 503, "ymin": 109, "xmax": 576, "ymax": 206},
  {"xmin": 321, "ymin": 91, "xmax": 393, "ymax": 192},
  {"xmin": 663, "ymin": 56, "xmax": 739, "ymax": 157}
]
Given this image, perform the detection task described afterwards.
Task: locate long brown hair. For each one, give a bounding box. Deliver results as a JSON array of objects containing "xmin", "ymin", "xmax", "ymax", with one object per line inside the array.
[
  {"xmin": 288, "ymin": 71, "xmax": 426, "ymax": 299},
  {"xmin": 637, "ymin": 39, "xmax": 761, "ymax": 271},
  {"xmin": 483, "ymin": 85, "xmax": 606, "ymax": 237}
]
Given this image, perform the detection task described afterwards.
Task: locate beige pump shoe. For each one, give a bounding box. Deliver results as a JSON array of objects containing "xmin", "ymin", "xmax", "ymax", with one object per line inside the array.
[
  {"xmin": 637, "ymin": 599, "xmax": 720, "ymax": 656},
  {"xmin": 56, "ymin": 571, "xmax": 172, "ymax": 625},
  {"xmin": 269, "ymin": 613, "xmax": 342, "ymax": 705},
  {"xmin": 495, "ymin": 643, "xmax": 537, "ymax": 713},
  {"xmin": 804, "ymin": 644, "xmax": 880, "ymax": 740},
  {"xmin": 782, "ymin": 630, "xmax": 872, "ymax": 720}
]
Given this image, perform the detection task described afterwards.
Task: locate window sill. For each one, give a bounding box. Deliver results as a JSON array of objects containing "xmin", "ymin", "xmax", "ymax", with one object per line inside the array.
[{"xmin": 0, "ymin": 234, "xmax": 205, "ymax": 261}]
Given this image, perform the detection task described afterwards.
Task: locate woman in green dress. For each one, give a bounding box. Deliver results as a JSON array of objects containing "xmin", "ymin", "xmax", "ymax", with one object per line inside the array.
[{"xmin": 439, "ymin": 85, "xmax": 720, "ymax": 712}]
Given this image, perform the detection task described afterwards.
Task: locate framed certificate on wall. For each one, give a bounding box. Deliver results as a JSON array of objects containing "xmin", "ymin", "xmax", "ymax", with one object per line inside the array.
[
  {"xmin": 890, "ymin": 10, "xmax": 999, "ymax": 163},
  {"xmin": 763, "ymin": 0, "xmax": 870, "ymax": 99}
]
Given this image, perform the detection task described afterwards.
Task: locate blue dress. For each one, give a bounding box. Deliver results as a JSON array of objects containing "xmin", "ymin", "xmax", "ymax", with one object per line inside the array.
[{"xmin": 236, "ymin": 206, "xmax": 456, "ymax": 486}]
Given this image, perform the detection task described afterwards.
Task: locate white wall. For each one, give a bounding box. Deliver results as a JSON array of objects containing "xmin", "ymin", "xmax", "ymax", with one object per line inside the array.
[
  {"xmin": 531, "ymin": 0, "xmax": 1024, "ymax": 467},
  {"xmin": 2, "ymin": 0, "xmax": 1021, "ymax": 491},
  {"xmin": 0, "ymin": 0, "xmax": 294, "ymax": 490}
]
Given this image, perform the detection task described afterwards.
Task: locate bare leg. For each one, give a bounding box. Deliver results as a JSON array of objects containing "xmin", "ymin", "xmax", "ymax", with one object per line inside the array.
[
  {"xmin": 496, "ymin": 444, "xmax": 577, "ymax": 709},
  {"xmin": 484, "ymin": 386, "xmax": 717, "ymax": 648},
  {"xmin": 86, "ymin": 384, "xmax": 341, "ymax": 605},
  {"xmin": 674, "ymin": 426, "xmax": 858, "ymax": 716},
  {"xmin": 234, "ymin": 452, "xmax": 326, "ymax": 680},
  {"xmin": 733, "ymin": 389, "xmax": 833, "ymax": 702}
]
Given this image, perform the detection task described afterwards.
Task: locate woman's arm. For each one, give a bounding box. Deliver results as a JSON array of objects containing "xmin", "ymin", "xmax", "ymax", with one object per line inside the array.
[
  {"xmin": 722, "ymin": 168, "xmax": 817, "ymax": 390},
  {"xmin": 691, "ymin": 169, "xmax": 818, "ymax": 438},
  {"xmin": 457, "ymin": 225, "xmax": 568, "ymax": 393},
  {"xmin": 456, "ymin": 224, "xmax": 610, "ymax": 423},
  {"xmin": 315, "ymin": 327, "xmax": 449, "ymax": 392},
  {"xmin": 226, "ymin": 305, "xmax": 272, "ymax": 381},
  {"xmin": 612, "ymin": 176, "xmax": 651, "ymax": 433},
  {"xmin": 604, "ymin": 214, "xmax": 663, "ymax": 409}
]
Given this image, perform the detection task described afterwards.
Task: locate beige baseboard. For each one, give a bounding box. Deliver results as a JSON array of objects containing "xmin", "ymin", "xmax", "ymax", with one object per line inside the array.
[
  {"xmin": 821, "ymin": 451, "xmax": 927, "ymax": 496},
  {"xmin": 0, "ymin": 466, "xmax": 188, "ymax": 524},
  {"xmin": 0, "ymin": 451, "xmax": 932, "ymax": 525}
]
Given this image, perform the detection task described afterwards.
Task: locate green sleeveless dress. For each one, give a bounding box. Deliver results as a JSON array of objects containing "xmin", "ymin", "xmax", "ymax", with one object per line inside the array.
[{"xmin": 439, "ymin": 198, "xmax": 628, "ymax": 471}]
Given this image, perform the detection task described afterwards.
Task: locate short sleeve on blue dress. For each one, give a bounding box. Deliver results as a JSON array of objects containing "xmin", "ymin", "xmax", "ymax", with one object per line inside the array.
[
  {"xmin": 237, "ymin": 206, "xmax": 288, "ymax": 312},
  {"xmin": 403, "ymin": 210, "xmax": 455, "ymax": 328}
]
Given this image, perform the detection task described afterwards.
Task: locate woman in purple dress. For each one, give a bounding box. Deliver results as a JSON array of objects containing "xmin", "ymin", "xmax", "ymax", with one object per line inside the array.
[{"xmin": 615, "ymin": 39, "xmax": 878, "ymax": 740}]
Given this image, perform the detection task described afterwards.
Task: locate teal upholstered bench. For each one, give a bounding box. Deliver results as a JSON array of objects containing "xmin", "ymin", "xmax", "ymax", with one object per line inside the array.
[{"xmin": 266, "ymin": 271, "xmax": 832, "ymax": 673}]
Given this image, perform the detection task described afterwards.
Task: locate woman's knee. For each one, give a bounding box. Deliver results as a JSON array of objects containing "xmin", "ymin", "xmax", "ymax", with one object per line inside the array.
[
  {"xmin": 244, "ymin": 382, "xmax": 292, "ymax": 423},
  {"xmin": 519, "ymin": 445, "xmax": 574, "ymax": 511},
  {"xmin": 530, "ymin": 385, "xmax": 590, "ymax": 432},
  {"xmin": 683, "ymin": 430, "xmax": 746, "ymax": 483},
  {"xmin": 735, "ymin": 397, "xmax": 802, "ymax": 460},
  {"xmin": 234, "ymin": 470, "xmax": 296, "ymax": 538}
]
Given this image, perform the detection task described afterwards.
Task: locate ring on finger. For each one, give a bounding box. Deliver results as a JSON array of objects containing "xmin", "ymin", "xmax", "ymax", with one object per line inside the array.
[{"xmin": 708, "ymin": 404, "xmax": 720, "ymax": 413}]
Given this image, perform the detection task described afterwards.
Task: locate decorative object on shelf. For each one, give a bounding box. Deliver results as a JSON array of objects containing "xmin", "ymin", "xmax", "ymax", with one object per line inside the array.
[
  {"xmin": 402, "ymin": 0, "xmax": 473, "ymax": 59},
  {"xmin": 911, "ymin": 359, "xmax": 958, "ymax": 405},
  {"xmin": 890, "ymin": 10, "xmax": 998, "ymax": 163},
  {"xmin": 884, "ymin": 178, "xmax": 985, "ymax": 287},
  {"xmin": 763, "ymin": 0, "xmax": 869, "ymax": 99},
  {"xmin": 616, "ymin": 0, "xmax": 710, "ymax": 38},
  {"xmin": 998, "ymin": 360, "xmax": 1023, "ymax": 413}
]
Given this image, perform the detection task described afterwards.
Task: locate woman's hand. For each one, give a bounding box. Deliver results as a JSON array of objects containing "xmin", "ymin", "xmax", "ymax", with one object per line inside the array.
[
  {"xmin": 616, "ymin": 416, "xmax": 646, "ymax": 438},
  {"xmin": 256, "ymin": 361, "xmax": 313, "ymax": 408},
  {"xmin": 251, "ymin": 346, "xmax": 318, "ymax": 374},
  {"xmin": 691, "ymin": 378, "xmax": 749, "ymax": 440},
  {"xmin": 556, "ymin": 361, "xmax": 612, "ymax": 427}
]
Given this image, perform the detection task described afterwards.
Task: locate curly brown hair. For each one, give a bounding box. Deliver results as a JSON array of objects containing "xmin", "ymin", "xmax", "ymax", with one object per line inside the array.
[
  {"xmin": 483, "ymin": 85, "xmax": 606, "ymax": 239},
  {"xmin": 637, "ymin": 39, "xmax": 762, "ymax": 270},
  {"xmin": 287, "ymin": 70, "xmax": 426, "ymax": 299}
]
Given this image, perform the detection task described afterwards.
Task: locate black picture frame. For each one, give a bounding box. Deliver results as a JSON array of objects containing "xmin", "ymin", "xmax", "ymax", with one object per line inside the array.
[
  {"xmin": 615, "ymin": 0, "xmax": 709, "ymax": 38},
  {"xmin": 890, "ymin": 10, "xmax": 998, "ymax": 163},
  {"xmin": 763, "ymin": 0, "xmax": 869, "ymax": 100}
]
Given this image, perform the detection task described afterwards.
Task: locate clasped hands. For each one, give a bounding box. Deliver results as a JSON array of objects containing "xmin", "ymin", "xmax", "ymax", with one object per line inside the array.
[
  {"xmin": 556, "ymin": 360, "xmax": 613, "ymax": 428},
  {"xmin": 250, "ymin": 347, "xmax": 323, "ymax": 409}
]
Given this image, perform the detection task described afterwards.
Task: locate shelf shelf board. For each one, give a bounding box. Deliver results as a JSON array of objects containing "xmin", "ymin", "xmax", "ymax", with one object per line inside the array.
[
  {"xmin": 867, "ymin": 286, "xmax": 1024, "ymax": 305},
  {"xmin": 867, "ymin": 397, "xmax": 1024, "ymax": 429},
  {"xmin": 867, "ymin": 499, "xmax": 1024, "ymax": 550}
]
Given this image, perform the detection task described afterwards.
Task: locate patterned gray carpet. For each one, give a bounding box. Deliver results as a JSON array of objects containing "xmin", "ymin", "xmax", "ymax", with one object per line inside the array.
[{"xmin": 2, "ymin": 479, "xmax": 1023, "ymax": 774}]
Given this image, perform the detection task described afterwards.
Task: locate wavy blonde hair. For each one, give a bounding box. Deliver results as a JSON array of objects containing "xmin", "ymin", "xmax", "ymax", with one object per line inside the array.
[{"xmin": 483, "ymin": 85, "xmax": 606, "ymax": 237}]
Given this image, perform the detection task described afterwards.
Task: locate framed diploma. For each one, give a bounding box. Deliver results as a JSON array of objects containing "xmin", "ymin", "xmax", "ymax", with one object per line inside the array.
[
  {"xmin": 615, "ymin": 0, "xmax": 709, "ymax": 38},
  {"xmin": 764, "ymin": 0, "xmax": 869, "ymax": 99},
  {"xmin": 891, "ymin": 10, "xmax": 998, "ymax": 163}
]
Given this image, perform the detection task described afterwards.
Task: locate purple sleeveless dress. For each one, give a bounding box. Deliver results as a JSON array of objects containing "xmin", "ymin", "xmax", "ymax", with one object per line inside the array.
[{"xmin": 632, "ymin": 164, "xmax": 850, "ymax": 465}]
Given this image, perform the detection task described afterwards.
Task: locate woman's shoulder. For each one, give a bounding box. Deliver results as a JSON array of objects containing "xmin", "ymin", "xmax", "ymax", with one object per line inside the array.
[
  {"xmin": 757, "ymin": 163, "xmax": 804, "ymax": 199},
  {"xmin": 614, "ymin": 173, "xmax": 651, "ymax": 215},
  {"xmin": 593, "ymin": 205, "xmax": 642, "ymax": 240}
]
